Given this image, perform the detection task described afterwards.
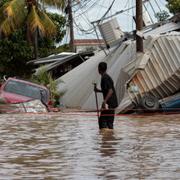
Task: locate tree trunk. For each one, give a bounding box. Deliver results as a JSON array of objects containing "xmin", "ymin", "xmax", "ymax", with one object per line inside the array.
[
  {"xmin": 34, "ymin": 29, "xmax": 38, "ymax": 59},
  {"xmin": 68, "ymin": 0, "xmax": 75, "ymax": 52}
]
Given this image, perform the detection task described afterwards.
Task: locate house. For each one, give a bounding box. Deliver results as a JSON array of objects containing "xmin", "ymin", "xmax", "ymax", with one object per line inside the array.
[
  {"xmin": 28, "ymin": 51, "xmax": 94, "ymax": 79},
  {"xmin": 73, "ymin": 39, "xmax": 105, "ymax": 53}
]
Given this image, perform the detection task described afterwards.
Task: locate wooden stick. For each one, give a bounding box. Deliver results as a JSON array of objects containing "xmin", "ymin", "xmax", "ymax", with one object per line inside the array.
[{"xmin": 93, "ymin": 83, "xmax": 100, "ymax": 121}]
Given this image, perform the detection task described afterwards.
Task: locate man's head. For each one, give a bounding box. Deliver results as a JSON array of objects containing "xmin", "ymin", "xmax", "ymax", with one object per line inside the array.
[{"xmin": 98, "ymin": 62, "xmax": 107, "ymax": 75}]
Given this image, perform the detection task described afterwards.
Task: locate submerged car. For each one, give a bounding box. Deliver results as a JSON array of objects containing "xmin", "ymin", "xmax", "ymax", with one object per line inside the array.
[
  {"xmin": 160, "ymin": 93, "xmax": 180, "ymax": 112},
  {"xmin": 136, "ymin": 91, "xmax": 180, "ymax": 112},
  {"xmin": 0, "ymin": 78, "xmax": 50, "ymax": 112}
]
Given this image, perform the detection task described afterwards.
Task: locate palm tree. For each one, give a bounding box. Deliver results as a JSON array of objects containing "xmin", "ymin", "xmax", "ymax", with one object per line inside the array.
[
  {"xmin": 0, "ymin": 0, "xmax": 57, "ymax": 58},
  {"xmin": 43, "ymin": 0, "xmax": 78, "ymax": 52}
]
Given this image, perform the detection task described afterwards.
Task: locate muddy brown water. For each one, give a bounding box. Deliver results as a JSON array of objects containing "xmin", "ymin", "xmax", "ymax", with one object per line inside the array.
[{"xmin": 0, "ymin": 112, "xmax": 180, "ymax": 179}]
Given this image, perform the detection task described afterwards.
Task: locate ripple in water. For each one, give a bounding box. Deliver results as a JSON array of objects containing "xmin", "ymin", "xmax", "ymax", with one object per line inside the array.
[{"xmin": 0, "ymin": 113, "xmax": 180, "ymax": 179}]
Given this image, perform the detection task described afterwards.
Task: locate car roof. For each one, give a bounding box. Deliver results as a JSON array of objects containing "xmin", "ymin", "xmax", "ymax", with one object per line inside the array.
[{"xmin": 6, "ymin": 77, "xmax": 48, "ymax": 90}]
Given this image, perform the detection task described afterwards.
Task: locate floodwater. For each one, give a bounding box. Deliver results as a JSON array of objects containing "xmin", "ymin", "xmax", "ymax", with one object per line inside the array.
[{"xmin": 0, "ymin": 112, "xmax": 180, "ymax": 180}]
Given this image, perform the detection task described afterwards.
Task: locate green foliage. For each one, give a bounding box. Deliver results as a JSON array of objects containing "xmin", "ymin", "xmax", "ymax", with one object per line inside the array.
[
  {"xmin": 41, "ymin": 0, "xmax": 66, "ymax": 10},
  {"xmin": 51, "ymin": 44, "xmax": 70, "ymax": 54},
  {"xmin": 48, "ymin": 75, "xmax": 59, "ymax": 99},
  {"xmin": 0, "ymin": 0, "xmax": 9, "ymax": 6},
  {"xmin": 155, "ymin": 10, "xmax": 170, "ymax": 22},
  {"xmin": 0, "ymin": 0, "xmax": 67, "ymax": 60},
  {"xmin": 166, "ymin": 0, "xmax": 180, "ymax": 14},
  {"xmin": 0, "ymin": 29, "xmax": 34, "ymax": 78},
  {"xmin": 32, "ymin": 66, "xmax": 60, "ymax": 106},
  {"xmin": 0, "ymin": 0, "xmax": 27, "ymax": 37},
  {"xmin": 48, "ymin": 13, "xmax": 66, "ymax": 43},
  {"xmin": 33, "ymin": 66, "xmax": 51, "ymax": 86},
  {"xmin": 37, "ymin": 13, "xmax": 67, "ymax": 56},
  {"xmin": 0, "ymin": 11, "xmax": 66, "ymax": 78}
]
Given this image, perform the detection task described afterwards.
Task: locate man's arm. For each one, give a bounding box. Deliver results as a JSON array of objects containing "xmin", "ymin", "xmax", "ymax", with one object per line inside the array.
[
  {"xmin": 94, "ymin": 87, "xmax": 102, "ymax": 93},
  {"xmin": 102, "ymin": 88, "xmax": 113, "ymax": 108},
  {"xmin": 94, "ymin": 84, "xmax": 102, "ymax": 93}
]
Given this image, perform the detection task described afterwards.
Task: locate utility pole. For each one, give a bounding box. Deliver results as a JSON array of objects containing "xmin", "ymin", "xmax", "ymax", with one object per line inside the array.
[
  {"xmin": 67, "ymin": 0, "xmax": 75, "ymax": 52},
  {"xmin": 136, "ymin": 0, "xmax": 144, "ymax": 52}
]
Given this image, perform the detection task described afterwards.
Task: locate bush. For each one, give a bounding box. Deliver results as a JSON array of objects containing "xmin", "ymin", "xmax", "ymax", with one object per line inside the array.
[{"xmin": 32, "ymin": 67, "xmax": 60, "ymax": 107}]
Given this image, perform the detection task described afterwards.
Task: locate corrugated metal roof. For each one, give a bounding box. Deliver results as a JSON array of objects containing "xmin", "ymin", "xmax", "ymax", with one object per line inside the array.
[
  {"xmin": 28, "ymin": 52, "xmax": 77, "ymax": 65},
  {"xmin": 56, "ymin": 41, "xmax": 136, "ymax": 109},
  {"xmin": 144, "ymin": 22, "xmax": 180, "ymax": 37},
  {"xmin": 35, "ymin": 54, "xmax": 79, "ymax": 73},
  {"xmin": 127, "ymin": 34, "xmax": 180, "ymax": 104}
]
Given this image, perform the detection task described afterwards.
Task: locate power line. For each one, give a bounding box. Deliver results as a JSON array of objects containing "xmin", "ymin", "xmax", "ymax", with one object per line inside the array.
[
  {"xmin": 74, "ymin": 0, "xmax": 99, "ymax": 18},
  {"xmin": 91, "ymin": 0, "xmax": 150, "ymax": 24},
  {"xmin": 73, "ymin": 0, "xmax": 103, "ymax": 34},
  {"xmin": 72, "ymin": 0, "xmax": 167, "ymax": 41},
  {"xmin": 74, "ymin": 19, "xmax": 95, "ymax": 34},
  {"xmin": 99, "ymin": 0, "xmax": 116, "ymax": 23}
]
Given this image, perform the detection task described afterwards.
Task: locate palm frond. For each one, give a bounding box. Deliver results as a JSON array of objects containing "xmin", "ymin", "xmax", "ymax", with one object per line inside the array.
[
  {"xmin": 0, "ymin": 0, "xmax": 26, "ymax": 37},
  {"xmin": 27, "ymin": 5, "xmax": 45, "ymax": 37},
  {"xmin": 3, "ymin": 0, "xmax": 26, "ymax": 26},
  {"xmin": 0, "ymin": 18, "xmax": 14, "ymax": 36},
  {"xmin": 40, "ymin": 11, "xmax": 57, "ymax": 37}
]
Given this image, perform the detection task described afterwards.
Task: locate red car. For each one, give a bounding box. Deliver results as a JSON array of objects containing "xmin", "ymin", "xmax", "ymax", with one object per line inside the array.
[{"xmin": 0, "ymin": 77, "xmax": 50, "ymax": 105}]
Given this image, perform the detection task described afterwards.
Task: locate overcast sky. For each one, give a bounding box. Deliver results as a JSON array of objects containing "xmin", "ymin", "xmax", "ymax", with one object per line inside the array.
[{"xmin": 50, "ymin": 0, "xmax": 170, "ymax": 43}]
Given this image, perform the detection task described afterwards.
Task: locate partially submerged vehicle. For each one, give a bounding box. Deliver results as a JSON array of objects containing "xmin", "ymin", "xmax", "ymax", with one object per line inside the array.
[
  {"xmin": 0, "ymin": 77, "xmax": 50, "ymax": 113},
  {"xmin": 160, "ymin": 93, "xmax": 180, "ymax": 112}
]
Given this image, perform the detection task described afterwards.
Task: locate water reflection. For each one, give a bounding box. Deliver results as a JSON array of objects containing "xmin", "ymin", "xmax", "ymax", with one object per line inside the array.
[
  {"xmin": 99, "ymin": 130, "xmax": 117, "ymax": 157},
  {"xmin": 98, "ymin": 130, "xmax": 119, "ymax": 180},
  {"xmin": 0, "ymin": 113, "xmax": 179, "ymax": 179}
]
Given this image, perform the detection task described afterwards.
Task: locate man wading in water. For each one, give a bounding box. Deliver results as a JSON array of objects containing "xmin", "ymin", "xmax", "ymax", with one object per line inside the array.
[{"xmin": 94, "ymin": 62, "xmax": 118, "ymax": 130}]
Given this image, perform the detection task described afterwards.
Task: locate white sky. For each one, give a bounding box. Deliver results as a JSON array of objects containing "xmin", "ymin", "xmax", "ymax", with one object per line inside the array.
[{"xmin": 49, "ymin": 0, "xmax": 170, "ymax": 43}]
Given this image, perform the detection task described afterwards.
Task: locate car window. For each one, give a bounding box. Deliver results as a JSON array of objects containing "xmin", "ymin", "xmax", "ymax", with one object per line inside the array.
[{"xmin": 4, "ymin": 80, "xmax": 48, "ymax": 102}]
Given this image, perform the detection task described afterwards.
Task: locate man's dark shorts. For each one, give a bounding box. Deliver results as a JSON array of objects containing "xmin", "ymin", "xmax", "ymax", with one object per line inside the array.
[{"xmin": 99, "ymin": 109, "xmax": 115, "ymax": 129}]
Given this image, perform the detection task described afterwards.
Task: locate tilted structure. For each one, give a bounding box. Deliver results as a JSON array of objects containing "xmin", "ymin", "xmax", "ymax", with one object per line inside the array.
[{"xmin": 57, "ymin": 23, "xmax": 180, "ymax": 112}]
